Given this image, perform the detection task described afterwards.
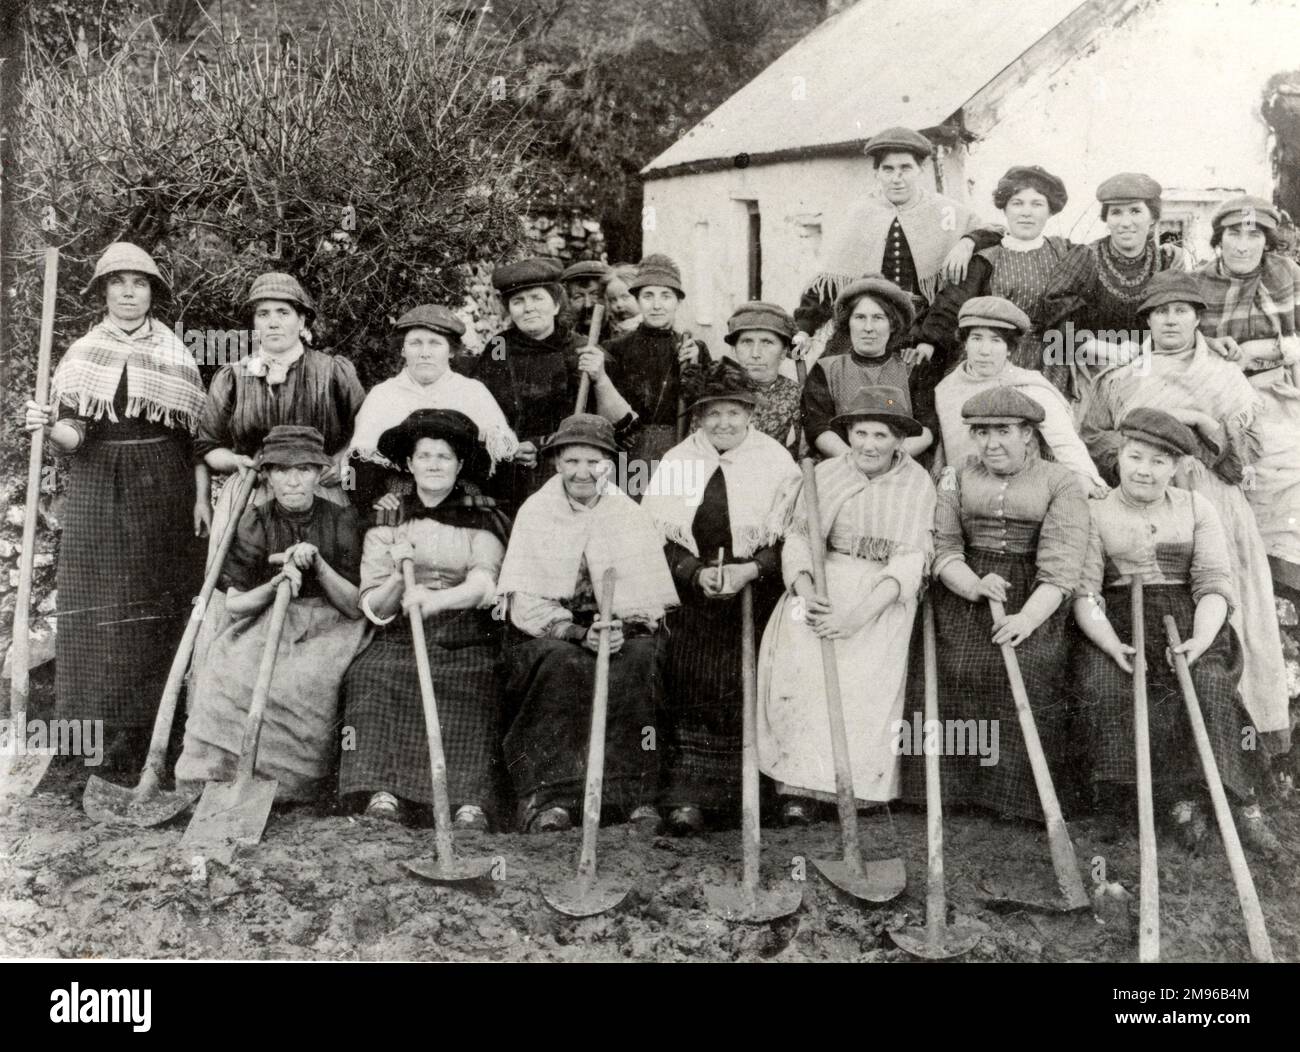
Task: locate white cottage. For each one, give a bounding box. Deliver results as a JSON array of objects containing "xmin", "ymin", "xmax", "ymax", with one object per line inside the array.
[{"xmin": 641, "ymin": 0, "xmax": 1300, "ymax": 340}]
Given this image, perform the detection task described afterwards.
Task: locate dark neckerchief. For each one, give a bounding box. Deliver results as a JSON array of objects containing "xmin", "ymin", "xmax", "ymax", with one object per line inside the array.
[{"xmin": 401, "ymin": 481, "xmax": 510, "ymax": 545}]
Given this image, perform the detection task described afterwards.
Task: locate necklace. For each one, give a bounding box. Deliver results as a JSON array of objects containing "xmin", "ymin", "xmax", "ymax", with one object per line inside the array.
[{"xmin": 1096, "ymin": 238, "xmax": 1155, "ymax": 298}]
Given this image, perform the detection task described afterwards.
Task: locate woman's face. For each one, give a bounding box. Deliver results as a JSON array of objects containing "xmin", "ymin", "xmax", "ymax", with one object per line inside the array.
[
  {"xmin": 266, "ymin": 463, "xmax": 321, "ymax": 512},
  {"xmin": 508, "ymin": 287, "xmax": 559, "ymax": 338},
  {"xmin": 402, "ymin": 327, "xmax": 452, "ymax": 385},
  {"xmin": 637, "ymin": 286, "xmax": 680, "ymax": 330},
  {"xmin": 698, "ymin": 399, "xmax": 752, "ymax": 452},
  {"xmin": 733, "ymin": 329, "xmax": 785, "ymax": 383},
  {"xmin": 1106, "ymin": 201, "xmax": 1153, "ymax": 257},
  {"xmin": 104, "ymin": 272, "xmax": 152, "ymax": 326},
  {"xmin": 848, "ymin": 295, "xmax": 892, "ymax": 357},
  {"xmin": 847, "ymin": 419, "xmax": 901, "ymax": 477},
  {"xmin": 555, "ymin": 443, "xmax": 611, "ymax": 505},
  {"xmin": 874, "ymin": 152, "xmax": 922, "ymax": 207},
  {"xmin": 972, "ymin": 422, "xmax": 1034, "ymax": 474},
  {"xmin": 1118, "ymin": 438, "xmax": 1178, "ymax": 502},
  {"xmin": 253, "ymin": 299, "xmax": 306, "ymax": 354},
  {"xmin": 1147, "ymin": 302, "xmax": 1199, "ymax": 350},
  {"xmin": 1003, "ymin": 187, "xmax": 1051, "ymax": 241},
  {"xmin": 1220, "ymin": 224, "xmax": 1267, "ymax": 274},
  {"xmin": 604, "ymin": 276, "xmax": 639, "ymax": 322},
  {"xmin": 963, "ymin": 327, "xmax": 1010, "ymax": 379},
  {"xmin": 407, "ymin": 437, "xmax": 460, "ymax": 497}
]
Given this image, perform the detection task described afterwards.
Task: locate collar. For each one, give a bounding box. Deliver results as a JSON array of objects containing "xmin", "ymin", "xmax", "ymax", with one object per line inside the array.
[
  {"xmin": 399, "ymin": 366, "xmax": 453, "ymax": 390},
  {"xmin": 1001, "ymin": 234, "xmax": 1046, "ymax": 252},
  {"xmin": 1117, "ymin": 486, "xmax": 1166, "ymax": 511},
  {"xmin": 638, "ymin": 322, "xmax": 677, "ymax": 339},
  {"xmin": 848, "ymin": 347, "xmax": 894, "ymax": 366}
]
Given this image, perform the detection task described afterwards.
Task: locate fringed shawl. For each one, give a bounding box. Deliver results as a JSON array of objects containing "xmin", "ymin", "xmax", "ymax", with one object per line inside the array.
[
  {"xmin": 1197, "ymin": 253, "xmax": 1300, "ymax": 343},
  {"xmin": 641, "ymin": 427, "xmax": 800, "ymax": 558},
  {"xmin": 495, "ymin": 474, "xmax": 679, "ymax": 622},
  {"xmin": 50, "ymin": 317, "xmax": 205, "ymax": 432}
]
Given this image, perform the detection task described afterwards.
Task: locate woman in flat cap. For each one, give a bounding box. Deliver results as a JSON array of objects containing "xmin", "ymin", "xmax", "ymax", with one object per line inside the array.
[
  {"xmin": 802, "ymin": 275, "xmax": 936, "ymax": 461},
  {"xmin": 345, "ymin": 304, "xmax": 518, "ymax": 512},
  {"xmin": 176, "ymin": 425, "xmax": 367, "ymax": 802},
  {"xmin": 932, "ymin": 295, "xmax": 1107, "ymax": 496},
  {"xmin": 23, "ymin": 241, "xmax": 207, "ymax": 776},
  {"xmin": 640, "ymin": 362, "xmax": 799, "ymax": 834},
  {"xmin": 1072, "ymin": 408, "xmax": 1277, "ymax": 853},
  {"xmin": 339, "ymin": 410, "xmax": 510, "ymax": 827},
  {"xmin": 930, "ymin": 385, "xmax": 1088, "ymax": 821},
  {"xmin": 1081, "ymin": 271, "xmax": 1291, "ymax": 755},
  {"xmin": 913, "ymin": 164, "xmax": 1073, "ymax": 391},
  {"xmin": 1196, "ymin": 195, "xmax": 1300, "ymax": 606},
  {"xmin": 723, "ymin": 302, "xmax": 803, "ymax": 453},
  {"xmin": 1040, "ymin": 173, "xmax": 1189, "ymax": 408},
  {"xmin": 758, "ymin": 386, "xmax": 936, "ymax": 822}
]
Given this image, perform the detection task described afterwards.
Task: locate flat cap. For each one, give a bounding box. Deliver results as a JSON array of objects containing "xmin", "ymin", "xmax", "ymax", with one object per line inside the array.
[
  {"xmin": 247, "ymin": 272, "xmax": 317, "ymax": 316},
  {"xmin": 961, "ymin": 386, "xmax": 1045, "ymax": 425},
  {"xmin": 377, "ymin": 408, "xmax": 489, "ymax": 481},
  {"xmin": 833, "ymin": 275, "xmax": 916, "ymax": 330},
  {"xmin": 689, "ymin": 358, "xmax": 759, "ymax": 412},
  {"xmin": 492, "ymin": 257, "xmax": 563, "ymax": 300},
  {"xmin": 996, "ymin": 164, "xmax": 1068, "ymax": 214},
  {"xmin": 831, "ymin": 385, "xmax": 921, "ymax": 438},
  {"xmin": 629, "ymin": 253, "xmax": 685, "ymax": 298},
  {"xmin": 1096, "ymin": 172, "xmax": 1162, "ymax": 203},
  {"xmin": 541, "ymin": 413, "xmax": 620, "ymax": 456},
  {"xmin": 560, "ymin": 260, "xmax": 610, "ymax": 282},
  {"xmin": 863, "ymin": 126, "xmax": 934, "ymax": 161},
  {"xmin": 724, "ymin": 301, "xmax": 797, "ymax": 345},
  {"xmin": 1211, "ymin": 194, "xmax": 1280, "ymax": 232},
  {"xmin": 1136, "ymin": 271, "xmax": 1208, "ymax": 315},
  {"xmin": 255, "ymin": 424, "xmax": 332, "ymax": 470},
  {"xmin": 957, "ymin": 295, "xmax": 1031, "ymax": 334},
  {"xmin": 394, "ymin": 303, "xmax": 466, "ymax": 338},
  {"xmin": 1119, "ymin": 407, "xmax": 1199, "ymax": 457}
]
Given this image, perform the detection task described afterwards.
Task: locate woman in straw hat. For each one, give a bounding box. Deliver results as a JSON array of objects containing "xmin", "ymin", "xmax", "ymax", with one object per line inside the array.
[
  {"xmin": 757, "ymin": 386, "xmax": 935, "ymax": 823},
  {"xmin": 24, "ymin": 241, "xmax": 207, "ymax": 776}
]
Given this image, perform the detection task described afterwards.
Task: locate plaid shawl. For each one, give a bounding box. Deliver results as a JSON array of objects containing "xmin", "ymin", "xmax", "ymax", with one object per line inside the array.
[
  {"xmin": 1197, "ymin": 252, "xmax": 1300, "ymax": 342},
  {"xmin": 51, "ymin": 317, "xmax": 205, "ymax": 431}
]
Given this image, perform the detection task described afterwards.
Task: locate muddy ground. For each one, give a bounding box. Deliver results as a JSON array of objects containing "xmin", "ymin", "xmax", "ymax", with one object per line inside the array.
[{"xmin": 3, "ymin": 668, "xmax": 1300, "ymax": 963}]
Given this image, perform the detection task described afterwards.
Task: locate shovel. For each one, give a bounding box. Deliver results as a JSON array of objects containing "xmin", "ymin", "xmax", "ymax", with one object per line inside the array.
[
  {"xmin": 801, "ymin": 458, "xmax": 906, "ymax": 903},
  {"xmin": 400, "ymin": 559, "xmax": 495, "ymax": 885},
  {"xmin": 983, "ymin": 599, "xmax": 1090, "ymax": 914},
  {"xmin": 705, "ymin": 583, "xmax": 802, "ymax": 923},
  {"xmin": 1131, "ymin": 579, "xmax": 1159, "ymax": 961},
  {"xmin": 545, "ymin": 568, "xmax": 629, "ymax": 916},
  {"xmin": 573, "ymin": 304, "xmax": 605, "ymax": 415},
  {"xmin": 84, "ymin": 468, "xmax": 258, "ymax": 826},
  {"xmin": 181, "ymin": 577, "xmax": 291, "ymax": 858},
  {"xmin": 1164, "ymin": 615, "xmax": 1273, "ymax": 963},
  {"xmin": 1, "ymin": 247, "xmax": 59, "ymax": 814},
  {"xmin": 890, "ymin": 598, "xmax": 980, "ymax": 958}
]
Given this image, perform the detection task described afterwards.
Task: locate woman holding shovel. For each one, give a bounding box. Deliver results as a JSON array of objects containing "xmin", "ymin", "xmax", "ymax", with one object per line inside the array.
[
  {"xmin": 174, "ymin": 425, "xmax": 367, "ymax": 802},
  {"xmin": 1071, "ymin": 407, "xmax": 1278, "ymax": 853},
  {"xmin": 24, "ymin": 241, "xmax": 207, "ymax": 778},
  {"xmin": 338, "ymin": 409, "xmax": 510, "ymax": 829}
]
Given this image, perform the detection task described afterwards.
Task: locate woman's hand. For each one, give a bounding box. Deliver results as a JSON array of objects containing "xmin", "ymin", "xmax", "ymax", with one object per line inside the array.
[
  {"xmin": 388, "ymin": 538, "xmax": 416, "ymax": 567},
  {"xmin": 991, "ymin": 610, "xmax": 1035, "ymax": 647},
  {"xmin": 1107, "ymin": 641, "xmax": 1138, "ymax": 674},
  {"xmin": 790, "ymin": 331, "xmax": 811, "ymax": 359},
  {"xmin": 23, "ymin": 400, "xmax": 53, "ymax": 433},
  {"xmin": 677, "ymin": 335, "xmax": 700, "ymax": 366},
  {"xmin": 1167, "ymin": 406, "xmax": 1214, "ymax": 433},
  {"xmin": 318, "ymin": 460, "xmax": 341, "ymax": 487},
  {"xmin": 275, "ymin": 563, "xmax": 303, "ymax": 598},
  {"xmin": 1168, "ymin": 634, "xmax": 1212, "ymax": 669},
  {"xmin": 697, "ymin": 565, "xmax": 724, "ymax": 597},
  {"xmin": 942, "ymin": 237, "xmax": 976, "ymax": 284},
  {"xmin": 373, "ymin": 492, "xmax": 401, "ymax": 527},
  {"xmin": 287, "ymin": 542, "xmax": 319, "ymax": 571},
  {"xmin": 578, "ymin": 347, "xmax": 607, "ymax": 382},
  {"xmin": 973, "ymin": 572, "xmax": 1010, "ymax": 603},
  {"xmin": 401, "ymin": 582, "xmax": 438, "ymax": 615},
  {"xmin": 513, "ymin": 440, "xmax": 539, "ymax": 469},
  {"xmin": 1089, "ymin": 480, "xmax": 1111, "ymax": 500},
  {"xmin": 584, "ymin": 618, "xmax": 624, "ymax": 655},
  {"xmin": 1205, "ymin": 335, "xmax": 1242, "ymax": 362},
  {"xmin": 417, "ymin": 591, "xmax": 449, "ymax": 619},
  {"xmin": 718, "ymin": 562, "xmax": 760, "ymax": 596},
  {"xmin": 901, "ymin": 342, "xmax": 935, "ymax": 366},
  {"xmin": 193, "ymin": 499, "xmax": 212, "ymax": 538}
]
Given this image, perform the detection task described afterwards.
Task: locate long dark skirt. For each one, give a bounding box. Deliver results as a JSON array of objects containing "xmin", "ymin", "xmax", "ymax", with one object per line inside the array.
[
  {"xmin": 929, "ymin": 548, "xmax": 1073, "ymax": 822},
  {"xmin": 501, "ymin": 626, "xmax": 664, "ymax": 820},
  {"xmin": 1072, "ymin": 584, "xmax": 1260, "ymax": 803},
  {"xmin": 339, "ymin": 608, "xmax": 502, "ymax": 810},
  {"xmin": 56, "ymin": 435, "xmax": 202, "ymax": 728},
  {"xmin": 660, "ymin": 580, "xmax": 781, "ymax": 812}
]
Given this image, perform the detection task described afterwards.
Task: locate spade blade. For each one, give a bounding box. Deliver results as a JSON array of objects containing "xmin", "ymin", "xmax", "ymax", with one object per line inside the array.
[
  {"xmin": 402, "ymin": 854, "xmax": 496, "ymax": 885},
  {"xmin": 705, "ymin": 881, "xmax": 803, "ymax": 923},
  {"xmin": 83, "ymin": 774, "xmax": 200, "ymax": 827},
  {"xmin": 0, "ymin": 749, "xmax": 53, "ymax": 815},
  {"xmin": 888, "ymin": 922, "xmax": 981, "ymax": 960},
  {"xmin": 813, "ymin": 856, "xmax": 906, "ymax": 903},
  {"xmin": 181, "ymin": 777, "xmax": 277, "ymax": 859},
  {"xmin": 544, "ymin": 876, "xmax": 629, "ymax": 917}
]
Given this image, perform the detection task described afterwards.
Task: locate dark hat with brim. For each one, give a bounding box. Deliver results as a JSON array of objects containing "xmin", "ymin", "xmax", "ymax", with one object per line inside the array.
[
  {"xmin": 561, "ymin": 260, "xmax": 611, "ymax": 283},
  {"xmin": 724, "ymin": 301, "xmax": 796, "ymax": 345},
  {"xmin": 1211, "ymin": 194, "xmax": 1280, "ymax": 232},
  {"xmin": 833, "ymin": 275, "xmax": 916, "ymax": 330},
  {"xmin": 377, "ymin": 408, "xmax": 489, "ymax": 481},
  {"xmin": 863, "ymin": 126, "xmax": 934, "ymax": 161},
  {"xmin": 394, "ymin": 303, "xmax": 466, "ymax": 338},
  {"xmin": 960, "ymin": 386, "xmax": 1046, "ymax": 426},
  {"xmin": 247, "ymin": 272, "xmax": 318, "ymax": 318},
  {"xmin": 540, "ymin": 413, "xmax": 620, "ymax": 457},
  {"xmin": 256, "ymin": 424, "xmax": 332, "ymax": 470},
  {"xmin": 957, "ymin": 295, "xmax": 1031, "ymax": 334},
  {"xmin": 1136, "ymin": 271, "xmax": 1208, "ymax": 316},
  {"xmin": 996, "ymin": 164, "xmax": 1069, "ymax": 214},
  {"xmin": 493, "ymin": 257, "xmax": 564, "ymax": 302},
  {"xmin": 1119, "ymin": 407, "xmax": 1198, "ymax": 457},
  {"xmin": 1096, "ymin": 172, "xmax": 1162, "ymax": 203},
  {"xmin": 830, "ymin": 385, "xmax": 921, "ymax": 438},
  {"xmin": 689, "ymin": 359, "xmax": 759, "ymax": 412},
  {"xmin": 628, "ymin": 254, "xmax": 685, "ymax": 298}
]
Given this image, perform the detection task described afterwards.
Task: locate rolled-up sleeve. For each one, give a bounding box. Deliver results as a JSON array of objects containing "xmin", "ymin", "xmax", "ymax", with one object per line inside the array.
[
  {"xmin": 1073, "ymin": 513, "xmax": 1105, "ymax": 600},
  {"xmin": 931, "ymin": 472, "xmax": 966, "ymax": 577},
  {"xmin": 1033, "ymin": 472, "xmax": 1089, "ymax": 596},
  {"xmin": 509, "ymin": 592, "xmax": 577, "ymax": 639},
  {"xmin": 358, "ymin": 525, "xmax": 398, "ymax": 625},
  {"xmin": 1188, "ymin": 492, "xmax": 1237, "ymax": 611}
]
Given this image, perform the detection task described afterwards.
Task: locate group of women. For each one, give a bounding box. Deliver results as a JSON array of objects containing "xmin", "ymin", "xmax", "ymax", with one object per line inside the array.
[{"xmin": 22, "ymin": 159, "xmax": 1298, "ymax": 858}]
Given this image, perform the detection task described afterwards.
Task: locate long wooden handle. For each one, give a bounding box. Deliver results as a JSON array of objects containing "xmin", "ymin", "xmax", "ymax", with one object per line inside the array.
[
  {"xmin": 739, "ymin": 583, "xmax": 760, "ymax": 894},
  {"xmin": 989, "ymin": 599, "xmax": 1089, "ymax": 910},
  {"xmin": 136, "ymin": 468, "xmax": 259, "ymax": 794},
  {"xmin": 234, "ymin": 577, "xmax": 292, "ymax": 790},
  {"xmin": 11, "ymin": 247, "xmax": 59, "ymax": 723},
  {"xmin": 404, "ymin": 559, "xmax": 456, "ymax": 862},
  {"xmin": 1129, "ymin": 579, "xmax": 1159, "ymax": 961},
  {"xmin": 573, "ymin": 304, "xmax": 606, "ymax": 415},
  {"xmin": 576, "ymin": 567, "xmax": 617, "ymax": 882},
  {"xmin": 800, "ymin": 458, "xmax": 861, "ymax": 869},
  {"xmin": 1164, "ymin": 615, "xmax": 1273, "ymax": 962},
  {"xmin": 921, "ymin": 598, "xmax": 947, "ymax": 941}
]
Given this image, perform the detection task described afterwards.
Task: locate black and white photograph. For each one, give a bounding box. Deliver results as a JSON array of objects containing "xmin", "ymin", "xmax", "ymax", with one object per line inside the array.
[{"xmin": 1, "ymin": 0, "xmax": 1299, "ymax": 1001}]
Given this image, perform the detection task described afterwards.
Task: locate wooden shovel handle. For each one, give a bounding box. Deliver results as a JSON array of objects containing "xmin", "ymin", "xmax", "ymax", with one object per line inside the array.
[
  {"xmin": 921, "ymin": 598, "xmax": 947, "ymax": 936},
  {"xmin": 739, "ymin": 583, "xmax": 760, "ymax": 892},
  {"xmin": 576, "ymin": 567, "xmax": 617, "ymax": 882},
  {"xmin": 574, "ymin": 304, "xmax": 606, "ymax": 415},
  {"xmin": 234, "ymin": 577, "xmax": 293, "ymax": 790},
  {"xmin": 1129, "ymin": 579, "xmax": 1159, "ymax": 961},
  {"xmin": 1163, "ymin": 615, "xmax": 1273, "ymax": 962}
]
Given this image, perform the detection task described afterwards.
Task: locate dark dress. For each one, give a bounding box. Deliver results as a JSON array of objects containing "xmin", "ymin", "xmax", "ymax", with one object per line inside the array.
[
  {"xmin": 801, "ymin": 348, "xmax": 937, "ymax": 451},
  {"xmin": 660, "ymin": 470, "xmax": 783, "ymax": 814}
]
